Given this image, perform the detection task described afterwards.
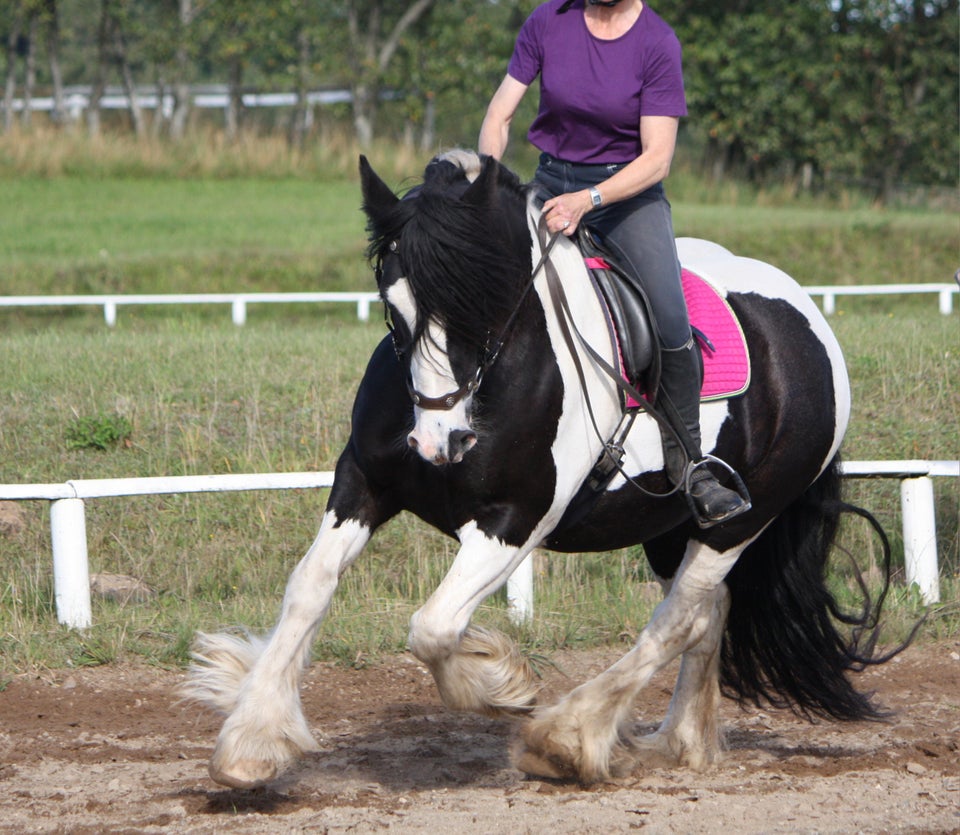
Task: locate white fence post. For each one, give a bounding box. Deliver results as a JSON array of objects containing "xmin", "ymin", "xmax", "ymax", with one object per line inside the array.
[
  {"xmin": 900, "ymin": 476, "xmax": 940, "ymax": 604},
  {"xmin": 822, "ymin": 292, "xmax": 836, "ymax": 316},
  {"xmin": 50, "ymin": 497, "xmax": 92, "ymax": 629},
  {"xmin": 939, "ymin": 288, "xmax": 953, "ymax": 316},
  {"xmin": 232, "ymin": 298, "xmax": 247, "ymax": 326},
  {"xmin": 358, "ymin": 297, "xmax": 371, "ymax": 323}
]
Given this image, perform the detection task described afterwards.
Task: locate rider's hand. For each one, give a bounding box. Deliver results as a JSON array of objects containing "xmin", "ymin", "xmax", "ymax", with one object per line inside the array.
[{"xmin": 543, "ymin": 189, "xmax": 594, "ymax": 236}]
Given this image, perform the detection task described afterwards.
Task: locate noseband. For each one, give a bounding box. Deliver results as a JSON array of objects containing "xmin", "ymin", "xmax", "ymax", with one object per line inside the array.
[{"xmin": 379, "ymin": 231, "xmax": 561, "ymax": 412}]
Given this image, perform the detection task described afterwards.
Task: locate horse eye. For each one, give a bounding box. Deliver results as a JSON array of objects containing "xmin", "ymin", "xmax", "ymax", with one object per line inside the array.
[{"xmin": 389, "ymin": 240, "xmax": 399, "ymax": 253}]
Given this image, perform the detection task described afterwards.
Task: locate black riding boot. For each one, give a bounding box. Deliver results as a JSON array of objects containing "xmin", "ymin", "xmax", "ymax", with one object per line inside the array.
[{"xmin": 658, "ymin": 339, "xmax": 751, "ymax": 528}]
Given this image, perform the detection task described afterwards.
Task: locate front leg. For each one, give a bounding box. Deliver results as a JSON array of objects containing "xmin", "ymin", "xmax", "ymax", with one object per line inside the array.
[
  {"xmin": 183, "ymin": 507, "xmax": 372, "ymax": 789},
  {"xmin": 408, "ymin": 521, "xmax": 540, "ymax": 716}
]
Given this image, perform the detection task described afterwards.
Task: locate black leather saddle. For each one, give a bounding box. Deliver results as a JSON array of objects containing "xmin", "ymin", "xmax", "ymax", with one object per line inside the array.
[{"xmin": 576, "ymin": 227, "xmax": 662, "ymax": 402}]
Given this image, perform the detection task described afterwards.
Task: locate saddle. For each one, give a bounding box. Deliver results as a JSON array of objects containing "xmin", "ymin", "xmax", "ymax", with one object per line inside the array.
[
  {"xmin": 576, "ymin": 229, "xmax": 751, "ymax": 408},
  {"xmin": 577, "ymin": 228, "xmax": 660, "ymax": 400}
]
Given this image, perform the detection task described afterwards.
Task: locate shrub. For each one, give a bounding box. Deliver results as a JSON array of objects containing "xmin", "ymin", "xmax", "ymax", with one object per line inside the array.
[{"xmin": 65, "ymin": 413, "xmax": 133, "ymax": 451}]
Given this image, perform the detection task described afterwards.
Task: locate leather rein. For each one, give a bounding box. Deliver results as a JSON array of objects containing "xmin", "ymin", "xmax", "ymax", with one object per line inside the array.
[{"xmin": 383, "ymin": 229, "xmax": 562, "ymax": 412}]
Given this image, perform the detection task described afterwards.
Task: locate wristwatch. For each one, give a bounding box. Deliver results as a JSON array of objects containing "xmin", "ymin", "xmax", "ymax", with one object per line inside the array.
[{"xmin": 589, "ymin": 187, "xmax": 603, "ymax": 208}]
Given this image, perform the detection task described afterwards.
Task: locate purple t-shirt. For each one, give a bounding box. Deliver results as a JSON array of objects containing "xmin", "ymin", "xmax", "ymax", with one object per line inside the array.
[{"xmin": 507, "ymin": 0, "xmax": 687, "ymax": 164}]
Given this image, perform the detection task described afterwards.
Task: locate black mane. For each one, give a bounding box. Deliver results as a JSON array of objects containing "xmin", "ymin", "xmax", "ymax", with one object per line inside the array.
[{"xmin": 367, "ymin": 154, "xmax": 532, "ymax": 349}]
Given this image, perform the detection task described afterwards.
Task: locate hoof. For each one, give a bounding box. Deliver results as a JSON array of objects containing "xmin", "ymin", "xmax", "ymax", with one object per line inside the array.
[
  {"xmin": 513, "ymin": 745, "xmax": 577, "ymax": 780},
  {"xmin": 512, "ymin": 717, "xmax": 584, "ymax": 782},
  {"xmin": 208, "ymin": 757, "xmax": 278, "ymax": 789}
]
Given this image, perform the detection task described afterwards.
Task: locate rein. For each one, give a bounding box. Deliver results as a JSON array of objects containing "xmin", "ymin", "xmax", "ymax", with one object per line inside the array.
[
  {"xmin": 535, "ymin": 217, "xmax": 687, "ymax": 500},
  {"xmin": 396, "ymin": 228, "xmax": 563, "ymax": 412}
]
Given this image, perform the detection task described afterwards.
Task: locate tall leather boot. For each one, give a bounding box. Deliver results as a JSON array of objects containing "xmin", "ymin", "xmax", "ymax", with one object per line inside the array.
[{"xmin": 658, "ymin": 338, "xmax": 751, "ymax": 528}]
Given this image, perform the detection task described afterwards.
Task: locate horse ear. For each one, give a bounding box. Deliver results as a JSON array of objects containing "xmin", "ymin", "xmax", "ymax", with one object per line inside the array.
[
  {"xmin": 359, "ymin": 155, "xmax": 400, "ymax": 228},
  {"xmin": 460, "ymin": 154, "xmax": 501, "ymax": 209}
]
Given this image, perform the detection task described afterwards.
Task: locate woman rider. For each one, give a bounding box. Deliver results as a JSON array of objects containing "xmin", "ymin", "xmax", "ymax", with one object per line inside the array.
[{"xmin": 478, "ymin": 0, "xmax": 749, "ymax": 528}]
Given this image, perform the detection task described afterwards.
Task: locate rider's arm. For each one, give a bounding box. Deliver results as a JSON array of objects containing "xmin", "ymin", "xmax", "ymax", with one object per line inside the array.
[{"xmin": 478, "ymin": 75, "xmax": 529, "ymax": 161}]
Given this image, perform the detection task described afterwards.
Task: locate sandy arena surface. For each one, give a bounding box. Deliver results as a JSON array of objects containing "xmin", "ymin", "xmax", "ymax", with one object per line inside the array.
[{"xmin": 1, "ymin": 640, "xmax": 958, "ymax": 834}]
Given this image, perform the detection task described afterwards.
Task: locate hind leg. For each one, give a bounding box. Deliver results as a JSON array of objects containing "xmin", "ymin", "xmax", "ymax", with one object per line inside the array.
[
  {"xmin": 632, "ymin": 581, "xmax": 730, "ymax": 770},
  {"xmin": 515, "ymin": 539, "xmax": 744, "ymax": 783}
]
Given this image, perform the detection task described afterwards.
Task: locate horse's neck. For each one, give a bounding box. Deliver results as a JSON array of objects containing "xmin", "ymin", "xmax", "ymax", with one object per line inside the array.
[{"xmin": 528, "ymin": 222, "xmax": 610, "ymax": 353}]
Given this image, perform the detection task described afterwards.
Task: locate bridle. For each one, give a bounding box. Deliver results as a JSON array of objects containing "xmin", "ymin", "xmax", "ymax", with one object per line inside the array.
[{"xmin": 378, "ymin": 230, "xmax": 562, "ymax": 412}]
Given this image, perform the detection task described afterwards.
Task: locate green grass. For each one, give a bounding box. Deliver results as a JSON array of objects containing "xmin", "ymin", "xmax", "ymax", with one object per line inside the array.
[
  {"xmin": 0, "ymin": 155, "xmax": 956, "ymax": 672},
  {"xmin": 1, "ymin": 165, "xmax": 956, "ymax": 301},
  {"xmin": 0, "ymin": 178, "xmax": 372, "ymax": 297},
  {"xmin": 0, "ymin": 314, "xmax": 954, "ymax": 673}
]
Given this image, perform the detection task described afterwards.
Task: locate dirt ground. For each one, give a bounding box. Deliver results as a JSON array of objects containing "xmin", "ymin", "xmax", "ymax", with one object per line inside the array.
[{"xmin": 1, "ymin": 641, "xmax": 958, "ymax": 834}]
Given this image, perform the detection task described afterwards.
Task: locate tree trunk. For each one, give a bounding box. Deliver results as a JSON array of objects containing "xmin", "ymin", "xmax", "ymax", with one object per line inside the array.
[
  {"xmin": 88, "ymin": 1, "xmax": 112, "ymax": 137},
  {"xmin": 288, "ymin": 27, "xmax": 310, "ymax": 151},
  {"xmin": 152, "ymin": 74, "xmax": 167, "ymax": 138},
  {"xmin": 352, "ymin": 84, "xmax": 375, "ymax": 149},
  {"xmin": 419, "ymin": 93, "xmax": 435, "ymax": 153},
  {"xmin": 21, "ymin": 12, "xmax": 37, "ymax": 127},
  {"xmin": 45, "ymin": 0, "xmax": 66, "ymax": 124},
  {"xmin": 3, "ymin": 9, "xmax": 20, "ymax": 133},
  {"xmin": 114, "ymin": 22, "xmax": 145, "ymax": 138},
  {"xmin": 225, "ymin": 57, "xmax": 243, "ymax": 141},
  {"xmin": 170, "ymin": 0, "xmax": 192, "ymax": 141}
]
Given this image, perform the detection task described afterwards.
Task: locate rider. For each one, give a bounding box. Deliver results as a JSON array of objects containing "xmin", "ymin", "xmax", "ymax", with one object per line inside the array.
[{"xmin": 479, "ymin": 0, "xmax": 749, "ymax": 527}]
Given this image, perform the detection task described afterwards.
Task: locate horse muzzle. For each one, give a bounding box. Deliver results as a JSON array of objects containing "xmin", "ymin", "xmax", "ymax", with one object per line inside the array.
[{"xmin": 408, "ymin": 426, "xmax": 478, "ymax": 465}]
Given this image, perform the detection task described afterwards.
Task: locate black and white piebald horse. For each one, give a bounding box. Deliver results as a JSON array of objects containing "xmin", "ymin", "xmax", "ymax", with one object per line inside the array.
[{"xmin": 185, "ymin": 150, "xmax": 898, "ymax": 788}]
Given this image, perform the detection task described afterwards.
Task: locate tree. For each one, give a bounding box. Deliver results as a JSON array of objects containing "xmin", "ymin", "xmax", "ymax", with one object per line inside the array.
[
  {"xmin": 2, "ymin": 0, "xmax": 25, "ymax": 131},
  {"xmin": 42, "ymin": 0, "xmax": 65, "ymax": 124},
  {"xmin": 674, "ymin": 0, "xmax": 958, "ymax": 194},
  {"xmin": 823, "ymin": 0, "xmax": 958, "ymax": 198},
  {"xmin": 336, "ymin": 0, "xmax": 437, "ymax": 147},
  {"xmin": 388, "ymin": 0, "xmax": 525, "ymax": 152}
]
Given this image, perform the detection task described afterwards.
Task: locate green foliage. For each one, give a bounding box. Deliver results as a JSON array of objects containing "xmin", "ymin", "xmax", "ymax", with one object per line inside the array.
[
  {"xmin": 65, "ymin": 412, "xmax": 133, "ymax": 451},
  {"xmin": 674, "ymin": 0, "xmax": 959, "ymax": 195},
  {"xmin": 1, "ymin": 1, "xmax": 956, "ymax": 195}
]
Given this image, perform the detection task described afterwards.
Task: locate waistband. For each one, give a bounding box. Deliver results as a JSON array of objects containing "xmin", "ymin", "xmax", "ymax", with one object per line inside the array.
[{"xmin": 538, "ymin": 152, "xmax": 629, "ymax": 174}]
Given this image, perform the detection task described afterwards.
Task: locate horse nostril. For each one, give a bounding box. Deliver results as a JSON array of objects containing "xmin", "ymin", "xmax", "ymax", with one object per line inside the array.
[
  {"xmin": 449, "ymin": 429, "xmax": 478, "ymax": 458},
  {"xmin": 407, "ymin": 434, "xmax": 419, "ymax": 450}
]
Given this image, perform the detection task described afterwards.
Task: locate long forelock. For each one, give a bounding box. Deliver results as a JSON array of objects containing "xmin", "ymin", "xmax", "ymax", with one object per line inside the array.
[{"xmin": 401, "ymin": 160, "xmax": 531, "ymax": 349}]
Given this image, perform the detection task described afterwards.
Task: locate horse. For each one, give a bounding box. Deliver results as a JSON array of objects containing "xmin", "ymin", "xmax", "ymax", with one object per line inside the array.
[{"xmin": 183, "ymin": 149, "xmax": 899, "ymax": 788}]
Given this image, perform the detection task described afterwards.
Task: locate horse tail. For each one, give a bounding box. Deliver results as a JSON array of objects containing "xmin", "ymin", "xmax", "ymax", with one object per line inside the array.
[{"xmin": 720, "ymin": 454, "xmax": 913, "ymax": 720}]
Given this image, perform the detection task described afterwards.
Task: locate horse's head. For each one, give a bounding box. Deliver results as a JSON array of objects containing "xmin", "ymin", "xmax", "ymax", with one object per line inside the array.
[{"xmin": 360, "ymin": 150, "xmax": 532, "ymax": 465}]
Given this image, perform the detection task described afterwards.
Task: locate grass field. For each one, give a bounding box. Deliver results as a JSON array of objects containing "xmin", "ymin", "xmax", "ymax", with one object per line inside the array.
[
  {"xmin": 1, "ymin": 172, "xmax": 956, "ymax": 300},
  {"xmin": 0, "ymin": 152, "xmax": 957, "ymax": 672}
]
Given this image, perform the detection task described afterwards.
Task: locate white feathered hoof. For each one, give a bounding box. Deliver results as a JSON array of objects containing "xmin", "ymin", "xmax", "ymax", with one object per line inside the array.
[
  {"xmin": 205, "ymin": 707, "xmax": 319, "ymax": 790},
  {"xmin": 208, "ymin": 753, "xmax": 278, "ymax": 790},
  {"xmin": 513, "ymin": 712, "xmax": 587, "ymax": 782},
  {"xmin": 426, "ymin": 625, "xmax": 539, "ymax": 717},
  {"xmin": 513, "ymin": 702, "xmax": 629, "ymax": 784}
]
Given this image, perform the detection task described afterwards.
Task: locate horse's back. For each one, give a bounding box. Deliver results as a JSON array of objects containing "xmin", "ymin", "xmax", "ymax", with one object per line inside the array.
[{"xmin": 678, "ymin": 237, "xmax": 836, "ymax": 335}]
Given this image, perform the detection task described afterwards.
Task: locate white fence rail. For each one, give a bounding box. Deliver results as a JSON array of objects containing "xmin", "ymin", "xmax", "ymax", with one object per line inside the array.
[
  {"xmin": 0, "ymin": 283, "xmax": 956, "ymax": 326},
  {"xmin": 9, "ymin": 85, "xmax": 355, "ymax": 121},
  {"xmin": 0, "ymin": 460, "xmax": 955, "ymax": 629},
  {"xmin": 0, "ymin": 292, "xmax": 381, "ymax": 325},
  {"xmin": 804, "ymin": 283, "xmax": 957, "ymax": 316}
]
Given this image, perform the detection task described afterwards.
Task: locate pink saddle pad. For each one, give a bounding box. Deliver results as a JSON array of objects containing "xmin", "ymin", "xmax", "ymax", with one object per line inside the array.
[{"xmin": 682, "ymin": 268, "xmax": 750, "ymax": 402}]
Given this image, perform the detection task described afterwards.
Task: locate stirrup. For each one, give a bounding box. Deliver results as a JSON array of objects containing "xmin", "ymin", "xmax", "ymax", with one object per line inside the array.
[{"xmin": 681, "ymin": 455, "xmax": 752, "ymax": 529}]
